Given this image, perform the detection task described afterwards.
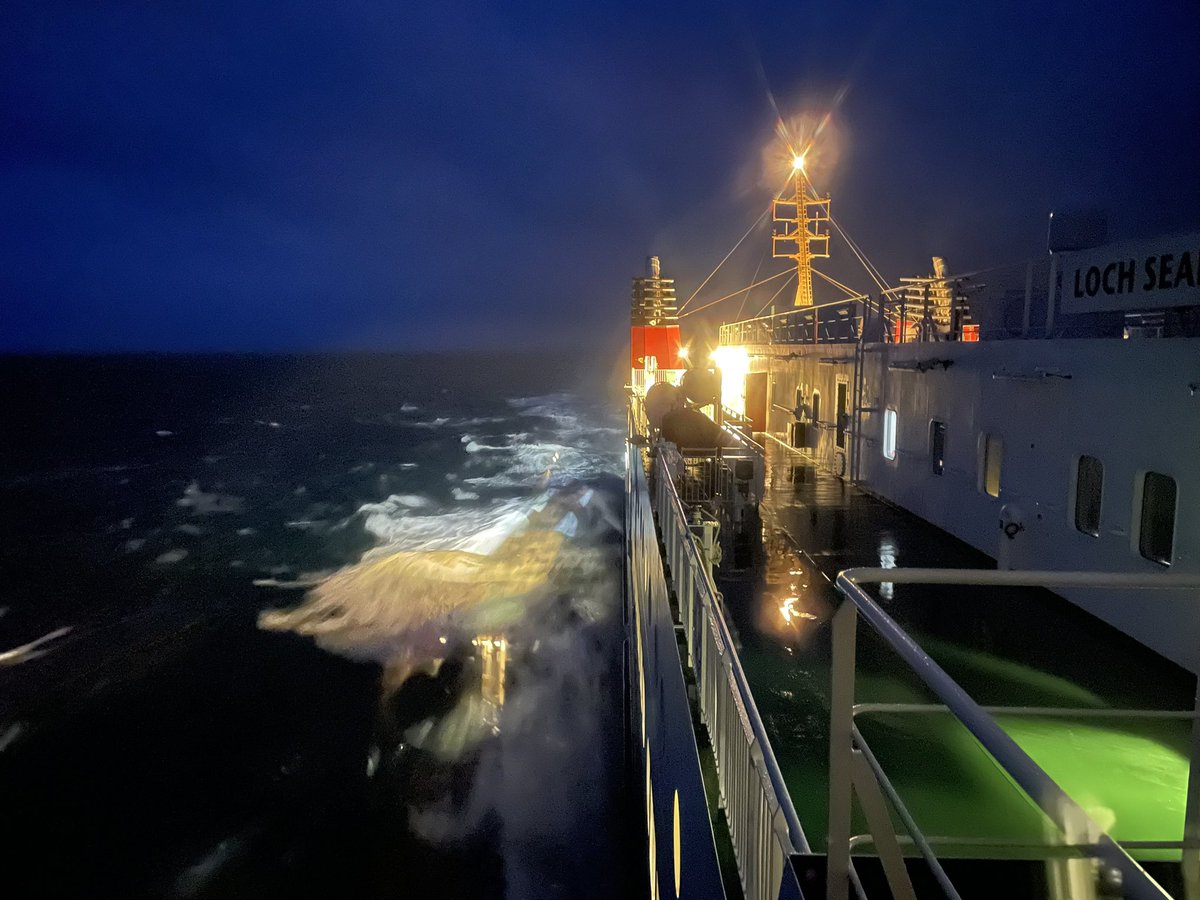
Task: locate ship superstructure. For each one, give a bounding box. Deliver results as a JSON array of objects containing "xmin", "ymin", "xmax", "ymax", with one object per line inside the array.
[{"xmin": 623, "ymin": 171, "xmax": 1200, "ymax": 900}]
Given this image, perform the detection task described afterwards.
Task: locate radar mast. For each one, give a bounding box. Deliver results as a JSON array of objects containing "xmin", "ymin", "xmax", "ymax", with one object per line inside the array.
[{"xmin": 772, "ymin": 156, "xmax": 831, "ymax": 306}]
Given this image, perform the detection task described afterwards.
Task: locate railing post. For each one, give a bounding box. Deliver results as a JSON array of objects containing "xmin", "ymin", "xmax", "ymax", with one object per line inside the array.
[
  {"xmin": 827, "ymin": 599, "xmax": 858, "ymax": 900},
  {"xmin": 1185, "ymin": 686, "xmax": 1200, "ymax": 900}
]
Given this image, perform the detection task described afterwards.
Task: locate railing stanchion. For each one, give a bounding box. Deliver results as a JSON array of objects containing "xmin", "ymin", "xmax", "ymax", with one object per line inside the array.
[
  {"xmin": 827, "ymin": 599, "xmax": 858, "ymax": 900},
  {"xmin": 1185, "ymin": 686, "xmax": 1200, "ymax": 900}
]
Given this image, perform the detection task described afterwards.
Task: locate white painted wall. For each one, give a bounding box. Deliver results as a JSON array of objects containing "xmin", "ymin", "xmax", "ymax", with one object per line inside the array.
[{"xmin": 752, "ymin": 338, "xmax": 1200, "ymax": 672}]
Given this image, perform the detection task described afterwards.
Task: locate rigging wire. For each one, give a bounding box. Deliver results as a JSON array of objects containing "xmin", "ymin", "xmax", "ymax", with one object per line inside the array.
[
  {"xmin": 679, "ymin": 172, "xmax": 799, "ymax": 315},
  {"xmin": 831, "ymin": 216, "xmax": 891, "ymax": 291},
  {"xmin": 735, "ymin": 247, "xmax": 770, "ymax": 320},
  {"xmin": 799, "ymin": 169, "xmax": 892, "ymax": 294},
  {"xmin": 677, "ymin": 206, "xmax": 770, "ymax": 313},
  {"xmin": 813, "ymin": 267, "xmax": 865, "ymax": 298},
  {"xmin": 679, "ymin": 268, "xmax": 791, "ymax": 318},
  {"xmin": 752, "ymin": 270, "xmax": 797, "ymax": 318}
]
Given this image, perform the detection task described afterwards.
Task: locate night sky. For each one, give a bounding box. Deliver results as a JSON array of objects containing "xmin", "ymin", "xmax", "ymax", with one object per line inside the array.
[{"xmin": 2, "ymin": 1, "xmax": 1198, "ymax": 352}]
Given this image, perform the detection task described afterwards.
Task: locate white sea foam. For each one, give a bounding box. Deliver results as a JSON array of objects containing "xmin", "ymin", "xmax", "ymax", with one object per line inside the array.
[
  {"xmin": 156, "ymin": 548, "xmax": 188, "ymax": 564},
  {"xmin": 401, "ymin": 403, "xmax": 419, "ymax": 412},
  {"xmin": 384, "ymin": 494, "xmax": 430, "ymax": 509},
  {"xmin": 284, "ymin": 520, "xmax": 326, "ymax": 531},
  {"xmin": 155, "ymin": 430, "xmax": 174, "ymax": 437},
  {"xmin": 452, "ymin": 487, "xmax": 480, "ymax": 501},
  {"xmin": 462, "ymin": 474, "xmax": 524, "ymax": 488},
  {"xmin": 416, "ymin": 415, "xmax": 507, "ymax": 429},
  {"xmin": 176, "ymin": 481, "xmax": 246, "ymax": 515},
  {"xmin": 0, "ymin": 625, "xmax": 73, "ymax": 666},
  {"xmin": 0, "ymin": 722, "xmax": 23, "ymax": 752},
  {"xmin": 359, "ymin": 495, "xmax": 538, "ymax": 556},
  {"xmin": 460, "ymin": 434, "xmax": 509, "ymax": 454}
]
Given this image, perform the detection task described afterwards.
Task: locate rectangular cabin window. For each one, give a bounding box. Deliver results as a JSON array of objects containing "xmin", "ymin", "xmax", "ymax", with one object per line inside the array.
[
  {"xmin": 929, "ymin": 421, "xmax": 946, "ymax": 476},
  {"xmin": 883, "ymin": 408, "xmax": 897, "ymax": 460},
  {"xmin": 1074, "ymin": 455, "xmax": 1103, "ymax": 537},
  {"xmin": 980, "ymin": 433, "xmax": 1003, "ymax": 497},
  {"xmin": 1139, "ymin": 472, "xmax": 1177, "ymax": 566}
]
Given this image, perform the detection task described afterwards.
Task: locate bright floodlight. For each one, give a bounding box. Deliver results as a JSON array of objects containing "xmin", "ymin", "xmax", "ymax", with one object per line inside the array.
[
  {"xmin": 792, "ymin": 154, "xmax": 806, "ymax": 171},
  {"xmin": 677, "ymin": 346, "xmax": 689, "ymax": 360}
]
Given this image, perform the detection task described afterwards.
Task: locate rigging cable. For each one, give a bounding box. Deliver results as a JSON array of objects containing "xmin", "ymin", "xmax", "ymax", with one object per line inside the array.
[
  {"xmin": 677, "ymin": 206, "xmax": 770, "ymax": 313},
  {"xmin": 679, "ymin": 268, "xmax": 792, "ymax": 318},
  {"xmin": 752, "ymin": 270, "xmax": 797, "ymax": 318},
  {"xmin": 832, "ymin": 216, "xmax": 891, "ymax": 291},
  {"xmin": 813, "ymin": 267, "xmax": 866, "ymax": 298},
  {"xmin": 735, "ymin": 247, "xmax": 770, "ymax": 320},
  {"xmin": 800, "ymin": 171, "xmax": 893, "ymax": 294}
]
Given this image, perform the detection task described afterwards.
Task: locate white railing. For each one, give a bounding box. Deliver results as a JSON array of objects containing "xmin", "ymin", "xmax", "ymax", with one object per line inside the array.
[
  {"xmin": 827, "ymin": 567, "xmax": 1200, "ymax": 900},
  {"xmin": 652, "ymin": 448, "xmax": 810, "ymax": 900}
]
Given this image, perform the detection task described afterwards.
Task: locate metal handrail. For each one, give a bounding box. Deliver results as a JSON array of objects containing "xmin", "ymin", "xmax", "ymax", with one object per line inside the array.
[
  {"xmin": 827, "ymin": 566, "xmax": 1200, "ymax": 900},
  {"xmin": 650, "ymin": 447, "xmax": 809, "ymax": 900},
  {"xmin": 662, "ymin": 467, "xmax": 807, "ymax": 851}
]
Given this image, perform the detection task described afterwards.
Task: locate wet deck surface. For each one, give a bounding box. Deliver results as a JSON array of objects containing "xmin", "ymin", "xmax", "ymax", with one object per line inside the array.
[{"xmin": 717, "ymin": 442, "xmax": 1194, "ymax": 860}]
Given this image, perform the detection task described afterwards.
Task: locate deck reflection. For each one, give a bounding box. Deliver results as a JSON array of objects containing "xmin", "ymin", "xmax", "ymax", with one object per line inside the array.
[{"xmin": 715, "ymin": 442, "xmax": 1193, "ymax": 862}]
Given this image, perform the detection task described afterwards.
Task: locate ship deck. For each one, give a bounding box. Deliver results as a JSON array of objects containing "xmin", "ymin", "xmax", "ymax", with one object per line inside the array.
[{"xmin": 715, "ymin": 440, "xmax": 1194, "ymax": 865}]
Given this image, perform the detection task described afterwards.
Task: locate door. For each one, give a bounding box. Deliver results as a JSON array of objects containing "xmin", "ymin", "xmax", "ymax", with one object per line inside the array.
[
  {"xmin": 744, "ymin": 372, "xmax": 768, "ymax": 433},
  {"xmin": 836, "ymin": 380, "xmax": 849, "ymax": 449}
]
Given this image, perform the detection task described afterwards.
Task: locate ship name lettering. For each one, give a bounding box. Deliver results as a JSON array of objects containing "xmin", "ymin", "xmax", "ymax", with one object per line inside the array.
[
  {"xmin": 1073, "ymin": 249, "xmax": 1197, "ymax": 300},
  {"xmin": 1143, "ymin": 251, "xmax": 1197, "ymax": 292},
  {"xmin": 1074, "ymin": 258, "xmax": 1136, "ymax": 297}
]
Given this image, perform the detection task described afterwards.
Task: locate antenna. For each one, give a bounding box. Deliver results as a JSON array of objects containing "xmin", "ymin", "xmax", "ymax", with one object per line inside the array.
[{"xmin": 772, "ymin": 158, "xmax": 831, "ymax": 306}]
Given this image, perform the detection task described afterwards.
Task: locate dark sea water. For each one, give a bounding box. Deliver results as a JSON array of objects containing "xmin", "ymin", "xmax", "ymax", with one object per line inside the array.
[{"xmin": 0, "ymin": 351, "xmax": 633, "ymax": 899}]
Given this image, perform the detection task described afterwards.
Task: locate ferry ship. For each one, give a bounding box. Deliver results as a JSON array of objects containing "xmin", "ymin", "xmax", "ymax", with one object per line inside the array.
[{"xmin": 623, "ymin": 156, "xmax": 1200, "ymax": 899}]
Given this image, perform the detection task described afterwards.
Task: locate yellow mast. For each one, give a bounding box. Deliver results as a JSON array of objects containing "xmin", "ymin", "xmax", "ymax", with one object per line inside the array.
[{"xmin": 772, "ymin": 155, "xmax": 831, "ymax": 306}]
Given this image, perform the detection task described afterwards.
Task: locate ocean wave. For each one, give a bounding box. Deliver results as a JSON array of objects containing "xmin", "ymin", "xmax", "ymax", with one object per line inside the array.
[
  {"xmin": 417, "ymin": 415, "xmax": 509, "ymax": 429},
  {"xmin": 360, "ymin": 494, "xmax": 430, "ymax": 513},
  {"xmin": 359, "ymin": 495, "xmax": 539, "ymax": 555},
  {"xmin": 0, "ymin": 625, "xmax": 73, "ymax": 667}
]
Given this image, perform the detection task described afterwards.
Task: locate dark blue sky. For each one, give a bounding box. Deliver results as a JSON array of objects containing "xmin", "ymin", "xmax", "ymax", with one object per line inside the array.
[{"xmin": 2, "ymin": 1, "xmax": 1197, "ymax": 351}]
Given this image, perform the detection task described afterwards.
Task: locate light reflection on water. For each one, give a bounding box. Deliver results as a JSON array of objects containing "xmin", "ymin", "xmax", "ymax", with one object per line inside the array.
[{"xmin": 753, "ymin": 528, "xmax": 831, "ymax": 650}]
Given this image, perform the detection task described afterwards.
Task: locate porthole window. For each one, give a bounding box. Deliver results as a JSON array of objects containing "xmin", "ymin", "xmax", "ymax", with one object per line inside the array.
[
  {"xmin": 979, "ymin": 433, "xmax": 1003, "ymax": 497},
  {"xmin": 883, "ymin": 408, "xmax": 897, "ymax": 460},
  {"xmin": 1139, "ymin": 472, "xmax": 1177, "ymax": 566},
  {"xmin": 929, "ymin": 421, "xmax": 946, "ymax": 476},
  {"xmin": 1073, "ymin": 455, "xmax": 1103, "ymax": 537}
]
